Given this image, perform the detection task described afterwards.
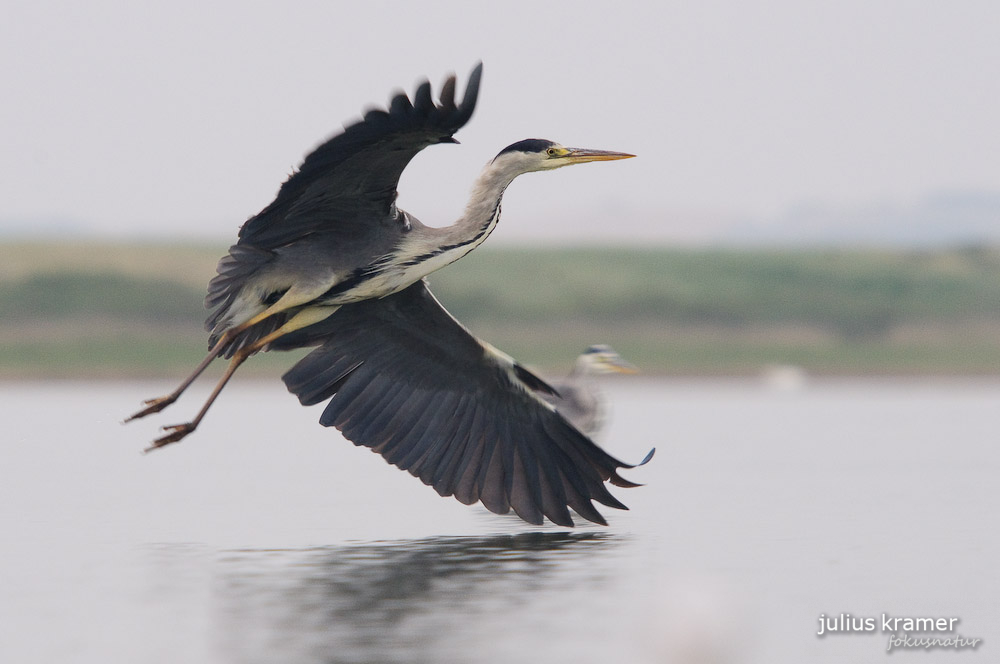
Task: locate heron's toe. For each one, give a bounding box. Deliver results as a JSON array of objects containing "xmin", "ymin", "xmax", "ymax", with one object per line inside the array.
[
  {"xmin": 143, "ymin": 423, "xmax": 196, "ymax": 452},
  {"xmin": 125, "ymin": 395, "xmax": 177, "ymax": 422}
]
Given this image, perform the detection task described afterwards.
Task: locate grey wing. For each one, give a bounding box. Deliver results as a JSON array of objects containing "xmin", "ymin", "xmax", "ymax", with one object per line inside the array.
[
  {"xmin": 274, "ymin": 280, "xmax": 653, "ymax": 527},
  {"xmin": 204, "ymin": 64, "xmax": 482, "ymax": 340}
]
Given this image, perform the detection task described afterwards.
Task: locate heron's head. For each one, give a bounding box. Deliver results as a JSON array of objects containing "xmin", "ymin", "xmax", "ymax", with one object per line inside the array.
[
  {"xmin": 578, "ymin": 344, "xmax": 639, "ymax": 375},
  {"xmin": 493, "ymin": 139, "xmax": 634, "ymax": 174}
]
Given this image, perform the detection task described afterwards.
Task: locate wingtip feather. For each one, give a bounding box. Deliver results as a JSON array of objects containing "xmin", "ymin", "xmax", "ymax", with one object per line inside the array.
[{"xmin": 439, "ymin": 74, "xmax": 457, "ymax": 110}]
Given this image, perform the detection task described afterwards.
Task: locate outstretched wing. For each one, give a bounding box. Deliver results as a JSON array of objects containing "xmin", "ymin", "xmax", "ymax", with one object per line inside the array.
[
  {"xmin": 275, "ymin": 280, "xmax": 653, "ymax": 527},
  {"xmin": 203, "ymin": 64, "xmax": 483, "ymax": 347},
  {"xmin": 237, "ymin": 62, "xmax": 483, "ymax": 250}
]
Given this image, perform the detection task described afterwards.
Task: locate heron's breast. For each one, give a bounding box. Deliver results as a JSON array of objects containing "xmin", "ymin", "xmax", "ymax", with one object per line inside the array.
[{"xmin": 321, "ymin": 204, "xmax": 503, "ymax": 304}]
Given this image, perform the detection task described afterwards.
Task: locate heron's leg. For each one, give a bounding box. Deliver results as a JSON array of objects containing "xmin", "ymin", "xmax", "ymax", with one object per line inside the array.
[
  {"xmin": 229, "ymin": 283, "xmax": 334, "ymax": 334},
  {"xmin": 126, "ymin": 285, "xmax": 329, "ymax": 421},
  {"xmin": 125, "ymin": 335, "xmax": 232, "ymax": 422},
  {"xmin": 144, "ymin": 305, "xmax": 339, "ymax": 451},
  {"xmin": 145, "ymin": 349, "xmax": 249, "ymax": 451}
]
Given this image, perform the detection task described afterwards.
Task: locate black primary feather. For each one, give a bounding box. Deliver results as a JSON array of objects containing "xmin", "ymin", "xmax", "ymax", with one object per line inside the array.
[{"xmin": 236, "ymin": 62, "xmax": 482, "ymax": 250}]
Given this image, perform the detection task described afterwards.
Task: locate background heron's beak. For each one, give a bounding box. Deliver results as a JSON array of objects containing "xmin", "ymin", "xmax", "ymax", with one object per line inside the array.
[
  {"xmin": 605, "ymin": 357, "xmax": 640, "ymax": 374},
  {"xmin": 563, "ymin": 148, "xmax": 635, "ymax": 164}
]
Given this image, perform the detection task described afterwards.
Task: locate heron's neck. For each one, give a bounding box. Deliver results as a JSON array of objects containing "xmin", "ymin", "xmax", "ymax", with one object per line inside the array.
[
  {"xmin": 444, "ymin": 159, "xmax": 520, "ymax": 250},
  {"xmin": 570, "ymin": 357, "xmax": 597, "ymax": 381},
  {"xmin": 400, "ymin": 159, "xmax": 520, "ymax": 274}
]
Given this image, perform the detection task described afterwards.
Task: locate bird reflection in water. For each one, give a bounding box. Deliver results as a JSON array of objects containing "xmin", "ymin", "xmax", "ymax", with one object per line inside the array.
[{"xmin": 214, "ymin": 532, "xmax": 620, "ymax": 663}]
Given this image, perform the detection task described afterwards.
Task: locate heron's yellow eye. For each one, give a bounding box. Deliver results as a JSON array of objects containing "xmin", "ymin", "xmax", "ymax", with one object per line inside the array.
[{"xmin": 546, "ymin": 147, "xmax": 558, "ymax": 157}]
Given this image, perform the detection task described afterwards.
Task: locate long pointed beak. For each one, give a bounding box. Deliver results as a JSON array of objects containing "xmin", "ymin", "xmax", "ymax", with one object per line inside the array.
[
  {"xmin": 563, "ymin": 148, "xmax": 635, "ymax": 164},
  {"xmin": 598, "ymin": 355, "xmax": 639, "ymax": 374},
  {"xmin": 608, "ymin": 359, "xmax": 639, "ymax": 374}
]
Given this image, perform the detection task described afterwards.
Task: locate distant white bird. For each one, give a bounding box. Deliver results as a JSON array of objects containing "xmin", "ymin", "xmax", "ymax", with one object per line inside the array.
[
  {"xmin": 543, "ymin": 345, "xmax": 638, "ymax": 439},
  {"xmin": 760, "ymin": 363, "xmax": 808, "ymax": 391}
]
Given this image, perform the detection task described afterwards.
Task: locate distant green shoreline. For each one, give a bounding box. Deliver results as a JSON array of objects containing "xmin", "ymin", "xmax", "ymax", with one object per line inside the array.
[{"xmin": 2, "ymin": 241, "xmax": 998, "ymax": 377}]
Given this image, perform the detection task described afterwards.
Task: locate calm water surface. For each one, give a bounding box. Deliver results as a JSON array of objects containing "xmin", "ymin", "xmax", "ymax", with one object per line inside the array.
[{"xmin": 1, "ymin": 377, "xmax": 997, "ymax": 662}]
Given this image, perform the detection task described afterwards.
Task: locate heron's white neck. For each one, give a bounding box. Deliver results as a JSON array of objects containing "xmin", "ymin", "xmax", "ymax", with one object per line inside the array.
[
  {"xmin": 396, "ymin": 157, "xmax": 526, "ymax": 276},
  {"xmin": 443, "ymin": 157, "xmax": 523, "ymax": 249},
  {"xmin": 570, "ymin": 355, "xmax": 599, "ymax": 380}
]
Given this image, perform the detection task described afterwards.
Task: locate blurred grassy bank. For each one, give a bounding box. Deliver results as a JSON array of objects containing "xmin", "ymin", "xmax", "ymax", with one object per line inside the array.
[{"xmin": 2, "ymin": 240, "xmax": 999, "ymax": 378}]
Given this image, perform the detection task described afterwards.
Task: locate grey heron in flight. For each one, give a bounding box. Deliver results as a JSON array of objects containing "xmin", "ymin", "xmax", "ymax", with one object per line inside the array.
[
  {"xmin": 127, "ymin": 63, "xmax": 653, "ymax": 527},
  {"xmin": 543, "ymin": 345, "xmax": 637, "ymax": 439}
]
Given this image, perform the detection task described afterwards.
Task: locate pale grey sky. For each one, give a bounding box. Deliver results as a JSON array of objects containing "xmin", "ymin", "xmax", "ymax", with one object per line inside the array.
[{"xmin": 2, "ymin": 0, "xmax": 998, "ymax": 244}]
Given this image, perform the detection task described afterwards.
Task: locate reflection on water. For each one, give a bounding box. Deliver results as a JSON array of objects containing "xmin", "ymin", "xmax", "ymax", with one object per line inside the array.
[
  {"xmin": 4, "ymin": 379, "xmax": 998, "ymax": 663},
  {"xmin": 214, "ymin": 532, "xmax": 622, "ymax": 663}
]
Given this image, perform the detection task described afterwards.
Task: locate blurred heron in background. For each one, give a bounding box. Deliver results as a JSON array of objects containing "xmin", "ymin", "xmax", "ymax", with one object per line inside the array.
[
  {"xmin": 127, "ymin": 63, "xmax": 652, "ymax": 526},
  {"xmin": 543, "ymin": 345, "xmax": 637, "ymax": 440}
]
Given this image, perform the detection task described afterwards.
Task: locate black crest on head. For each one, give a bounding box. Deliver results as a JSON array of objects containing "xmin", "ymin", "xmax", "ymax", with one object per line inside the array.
[{"xmin": 495, "ymin": 138, "xmax": 557, "ymax": 160}]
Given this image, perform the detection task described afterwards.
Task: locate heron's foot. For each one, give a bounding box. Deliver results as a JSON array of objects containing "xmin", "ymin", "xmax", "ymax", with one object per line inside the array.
[
  {"xmin": 125, "ymin": 395, "xmax": 178, "ymax": 423},
  {"xmin": 144, "ymin": 422, "xmax": 197, "ymax": 452}
]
